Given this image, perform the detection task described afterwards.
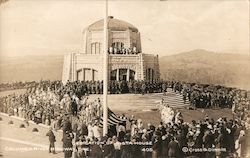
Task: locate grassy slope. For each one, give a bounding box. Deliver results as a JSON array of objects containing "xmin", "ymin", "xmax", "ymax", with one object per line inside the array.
[{"xmin": 0, "ymin": 50, "xmax": 249, "ymax": 89}]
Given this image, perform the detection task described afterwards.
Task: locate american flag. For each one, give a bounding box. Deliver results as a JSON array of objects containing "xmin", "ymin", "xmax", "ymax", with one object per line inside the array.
[{"xmin": 99, "ymin": 108, "xmax": 126, "ymax": 127}]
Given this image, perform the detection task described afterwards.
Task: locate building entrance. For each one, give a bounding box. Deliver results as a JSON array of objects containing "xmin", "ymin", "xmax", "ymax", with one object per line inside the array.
[{"xmin": 110, "ymin": 69, "xmax": 135, "ymax": 81}]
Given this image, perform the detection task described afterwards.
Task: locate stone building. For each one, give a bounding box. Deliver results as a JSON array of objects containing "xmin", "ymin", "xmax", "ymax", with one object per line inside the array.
[{"xmin": 62, "ymin": 16, "xmax": 160, "ymax": 84}]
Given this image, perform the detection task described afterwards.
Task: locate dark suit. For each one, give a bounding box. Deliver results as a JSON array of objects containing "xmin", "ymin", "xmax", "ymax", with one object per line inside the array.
[
  {"xmin": 46, "ymin": 130, "xmax": 56, "ymax": 153},
  {"xmin": 168, "ymin": 140, "xmax": 180, "ymax": 158}
]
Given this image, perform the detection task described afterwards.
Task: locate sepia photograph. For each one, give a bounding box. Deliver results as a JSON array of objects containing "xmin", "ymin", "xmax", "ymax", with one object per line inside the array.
[{"xmin": 0, "ymin": 0, "xmax": 249, "ymax": 157}]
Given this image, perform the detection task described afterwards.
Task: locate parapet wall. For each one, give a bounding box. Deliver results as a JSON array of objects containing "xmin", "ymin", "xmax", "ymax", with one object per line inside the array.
[{"xmin": 0, "ymin": 113, "xmax": 63, "ymax": 140}]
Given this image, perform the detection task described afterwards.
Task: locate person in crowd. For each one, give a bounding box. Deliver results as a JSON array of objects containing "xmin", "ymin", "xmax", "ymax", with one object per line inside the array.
[
  {"xmin": 63, "ymin": 131, "xmax": 74, "ymax": 158},
  {"xmin": 62, "ymin": 116, "xmax": 72, "ymax": 137},
  {"xmin": 235, "ymin": 130, "xmax": 246, "ymax": 158},
  {"xmin": 113, "ymin": 136, "xmax": 122, "ymax": 158},
  {"xmin": 103, "ymin": 138, "xmax": 115, "ymax": 158},
  {"xmin": 117, "ymin": 122, "xmax": 126, "ymax": 142},
  {"xmin": 71, "ymin": 98, "xmax": 78, "ymax": 116},
  {"xmin": 46, "ymin": 127, "xmax": 56, "ymax": 154},
  {"xmin": 92, "ymin": 120, "xmax": 101, "ymax": 141},
  {"xmin": 168, "ymin": 137, "xmax": 180, "ymax": 158},
  {"xmin": 90, "ymin": 137, "xmax": 102, "ymax": 158}
]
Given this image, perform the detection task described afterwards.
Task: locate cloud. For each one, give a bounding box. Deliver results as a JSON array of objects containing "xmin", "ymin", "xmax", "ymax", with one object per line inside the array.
[{"xmin": 0, "ymin": 0, "xmax": 249, "ymax": 57}]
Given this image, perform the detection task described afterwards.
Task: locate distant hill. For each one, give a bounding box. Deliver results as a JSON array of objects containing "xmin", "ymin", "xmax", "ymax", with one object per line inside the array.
[
  {"xmin": 0, "ymin": 55, "xmax": 63, "ymax": 83},
  {"xmin": 0, "ymin": 50, "xmax": 249, "ymax": 89},
  {"xmin": 159, "ymin": 49, "xmax": 250, "ymax": 89}
]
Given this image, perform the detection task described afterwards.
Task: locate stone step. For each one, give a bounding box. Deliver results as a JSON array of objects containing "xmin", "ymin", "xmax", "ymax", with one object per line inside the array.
[{"xmin": 87, "ymin": 90, "xmax": 190, "ymax": 111}]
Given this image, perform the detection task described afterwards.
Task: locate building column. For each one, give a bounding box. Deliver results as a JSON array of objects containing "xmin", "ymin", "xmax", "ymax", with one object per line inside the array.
[
  {"xmin": 82, "ymin": 68, "xmax": 85, "ymax": 81},
  {"xmin": 148, "ymin": 68, "xmax": 152, "ymax": 83},
  {"xmin": 116, "ymin": 69, "xmax": 119, "ymax": 81},
  {"xmin": 91, "ymin": 69, "xmax": 93, "ymax": 81},
  {"xmin": 146, "ymin": 69, "xmax": 149, "ymax": 82},
  {"xmin": 126, "ymin": 68, "xmax": 130, "ymax": 81},
  {"xmin": 151, "ymin": 69, "xmax": 154, "ymax": 83},
  {"xmin": 148, "ymin": 69, "xmax": 150, "ymax": 83}
]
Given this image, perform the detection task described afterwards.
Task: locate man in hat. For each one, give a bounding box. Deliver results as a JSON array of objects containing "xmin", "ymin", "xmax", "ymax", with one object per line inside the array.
[
  {"xmin": 63, "ymin": 131, "xmax": 74, "ymax": 158},
  {"xmin": 162, "ymin": 82, "xmax": 167, "ymax": 96},
  {"xmin": 168, "ymin": 136, "xmax": 181, "ymax": 158},
  {"xmin": 46, "ymin": 127, "xmax": 56, "ymax": 154}
]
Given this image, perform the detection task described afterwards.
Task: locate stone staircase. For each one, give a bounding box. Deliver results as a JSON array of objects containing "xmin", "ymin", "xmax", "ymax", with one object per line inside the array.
[{"xmin": 87, "ymin": 89, "xmax": 190, "ymax": 112}]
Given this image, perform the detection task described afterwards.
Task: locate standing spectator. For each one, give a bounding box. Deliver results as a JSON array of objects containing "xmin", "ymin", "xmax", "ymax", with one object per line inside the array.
[
  {"xmin": 46, "ymin": 127, "xmax": 56, "ymax": 154},
  {"xmin": 103, "ymin": 138, "xmax": 115, "ymax": 158},
  {"xmin": 113, "ymin": 136, "xmax": 122, "ymax": 158},
  {"xmin": 62, "ymin": 116, "xmax": 72, "ymax": 138},
  {"xmin": 63, "ymin": 131, "xmax": 74, "ymax": 158},
  {"xmin": 235, "ymin": 130, "xmax": 246, "ymax": 158},
  {"xmin": 92, "ymin": 121, "xmax": 101, "ymax": 141},
  {"xmin": 71, "ymin": 98, "xmax": 78, "ymax": 116},
  {"xmin": 90, "ymin": 138, "xmax": 102, "ymax": 158},
  {"xmin": 168, "ymin": 137, "xmax": 180, "ymax": 158},
  {"xmin": 152, "ymin": 133, "xmax": 161, "ymax": 158}
]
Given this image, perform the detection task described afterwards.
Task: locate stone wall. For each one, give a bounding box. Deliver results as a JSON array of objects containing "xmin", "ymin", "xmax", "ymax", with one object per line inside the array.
[
  {"xmin": 62, "ymin": 53, "xmax": 160, "ymax": 82},
  {"xmin": 0, "ymin": 112, "xmax": 63, "ymax": 139},
  {"xmin": 73, "ymin": 53, "xmax": 104, "ymax": 81},
  {"xmin": 142, "ymin": 54, "xmax": 160, "ymax": 81},
  {"xmin": 62, "ymin": 54, "xmax": 72, "ymax": 84}
]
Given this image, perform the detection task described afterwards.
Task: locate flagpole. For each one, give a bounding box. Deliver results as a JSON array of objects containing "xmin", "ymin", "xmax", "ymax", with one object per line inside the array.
[{"xmin": 103, "ymin": 0, "xmax": 108, "ymax": 136}]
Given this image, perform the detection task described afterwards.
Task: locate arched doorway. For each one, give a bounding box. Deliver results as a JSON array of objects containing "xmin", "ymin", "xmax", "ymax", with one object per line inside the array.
[
  {"xmin": 77, "ymin": 68, "xmax": 98, "ymax": 81},
  {"xmin": 110, "ymin": 69, "xmax": 135, "ymax": 81}
]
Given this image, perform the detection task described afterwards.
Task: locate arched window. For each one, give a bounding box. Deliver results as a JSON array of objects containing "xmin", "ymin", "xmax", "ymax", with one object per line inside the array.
[
  {"xmin": 91, "ymin": 42, "xmax": 101, "ymax": 54},
  {"xmin": 77, "ymin": 68, "xmax": 98, "ymax": 81}
]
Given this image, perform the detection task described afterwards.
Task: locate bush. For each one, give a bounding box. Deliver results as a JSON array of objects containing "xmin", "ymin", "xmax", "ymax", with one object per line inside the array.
[
  {"xmin": 32, "ymin": 128, "xmax": 39, "ymax": 132},
  {"xmin": 19, "ymin": 124, "xmax": 25, "ymax": 128},
  {"xmin": 8, "ymin": 120, "xmax": 13, "ymax": 124},
  {"xmin": 0, "ymin": 117, "xmax": 2, "ymax": 121}
]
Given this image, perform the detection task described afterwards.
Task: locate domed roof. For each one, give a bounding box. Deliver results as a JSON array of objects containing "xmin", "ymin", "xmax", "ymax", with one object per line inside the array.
[{"xmin": 87, "ymin": 16, "xmax": 138, "ymax": 32}]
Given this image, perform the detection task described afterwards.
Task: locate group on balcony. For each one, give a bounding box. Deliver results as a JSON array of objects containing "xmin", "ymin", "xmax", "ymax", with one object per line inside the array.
[{"xmin": 108, "ymin": 46, "xmax": 140, "ymax": 55}]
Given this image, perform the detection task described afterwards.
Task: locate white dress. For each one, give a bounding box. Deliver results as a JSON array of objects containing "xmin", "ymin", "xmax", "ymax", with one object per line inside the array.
[
  {"xmin": 92, "ymin": 125, "xmax": 101, "ymax": 140},
  {"xmin": 87, "ymin": 125, "xmax": 94, "ymax": 140}
]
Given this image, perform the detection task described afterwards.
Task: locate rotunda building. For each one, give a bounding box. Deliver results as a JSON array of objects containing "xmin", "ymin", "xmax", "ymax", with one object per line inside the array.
[{"xmin": 62, "ymin": 16, "xmax": 160, "ymax": 83}]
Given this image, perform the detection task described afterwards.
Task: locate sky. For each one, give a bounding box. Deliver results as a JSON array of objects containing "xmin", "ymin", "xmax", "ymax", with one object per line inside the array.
[{"xmin": 0, "ymin": 0, "xmax": 249, "ymax": 57}]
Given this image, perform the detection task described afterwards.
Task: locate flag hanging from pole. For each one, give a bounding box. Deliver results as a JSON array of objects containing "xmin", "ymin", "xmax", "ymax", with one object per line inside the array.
[{"xmin": 99, "ymin": 108, "xmax": 126, "ymax": 128}]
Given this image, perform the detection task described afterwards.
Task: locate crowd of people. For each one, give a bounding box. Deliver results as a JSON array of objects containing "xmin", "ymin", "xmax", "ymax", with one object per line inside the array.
[
  {"xmin": 166, "ymin": 81, "xmax": 250, "ymax": 110},
  {"xmin": 2, "ymin": 80, "xmax": 249, "ymax": 110},
  {"xmin": 0, "ymin": 80, "xmax": 249, "ymax": 158},
  {"xmin": 0, "ymin": 81, "xmax": 37, "ymax": 92},
  {"xmin": 108, "ymin": 46, "xmax": 140, "ymax": 55},
  {"xmin": 153, "ymin": 100, "xmax": 249, "ymax": 158},
  {"xmin": 45, "ymin": 97, "xmax": 249, "ymax": 158}
]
